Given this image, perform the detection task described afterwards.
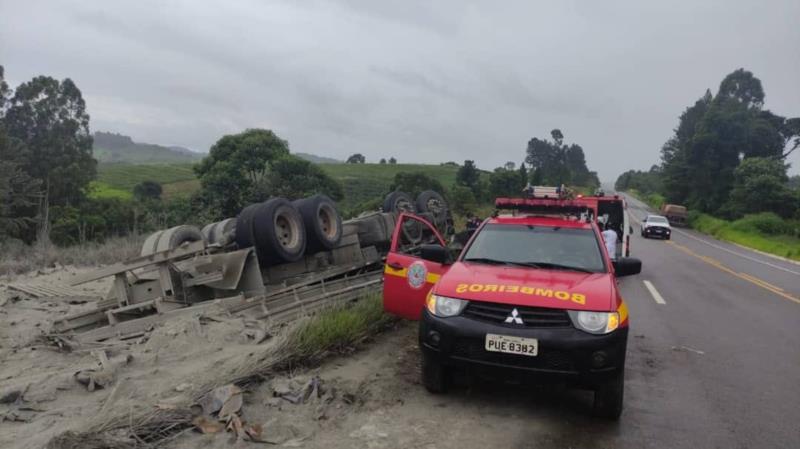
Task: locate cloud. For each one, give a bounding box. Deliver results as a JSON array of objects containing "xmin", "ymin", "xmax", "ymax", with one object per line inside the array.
[{"xmin": 1, "ymin": 0, "xmax": 798, "ymax": 178}]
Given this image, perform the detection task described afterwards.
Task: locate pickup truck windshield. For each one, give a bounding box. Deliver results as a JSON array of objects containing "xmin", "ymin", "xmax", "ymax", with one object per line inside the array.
[
  {"xmin": 462, "ymin": 224, "xmax": 606, "ymax": 273},
  {"xmin": 648, "ymin": 216, "xmax": 669, "ymax": 224}
]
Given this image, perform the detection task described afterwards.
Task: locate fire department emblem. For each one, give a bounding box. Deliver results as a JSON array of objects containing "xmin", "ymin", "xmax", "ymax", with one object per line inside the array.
[{"xmin": 407, "ymin": 261, "xmax": 427, "ymax": 289}]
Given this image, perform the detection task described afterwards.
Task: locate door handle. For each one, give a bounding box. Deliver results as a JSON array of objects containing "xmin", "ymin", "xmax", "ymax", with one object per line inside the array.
[{"xmin": 387, "ymin": 262, "xmax": 404, "ymax": 270}]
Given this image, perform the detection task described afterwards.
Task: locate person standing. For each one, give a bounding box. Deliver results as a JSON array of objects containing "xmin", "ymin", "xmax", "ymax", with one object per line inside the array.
[{"xmin": 602, "ymin": 223, "xmax": 618, "ymax": 260}]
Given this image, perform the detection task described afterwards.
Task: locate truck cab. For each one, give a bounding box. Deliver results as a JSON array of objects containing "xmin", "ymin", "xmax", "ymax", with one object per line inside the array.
[{"xmin": 382, "ymin": 197, "xmax": 642, "ymax": 419}]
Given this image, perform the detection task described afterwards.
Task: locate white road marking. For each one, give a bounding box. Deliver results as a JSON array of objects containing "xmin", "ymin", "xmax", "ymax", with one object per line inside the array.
[
  {"xmin": 643, "ymin": 280, "xmax": 667, "ymax": 304},
  {"xmin": 671, "ymin": 228, "xmax": 800, "ymax": 276}
]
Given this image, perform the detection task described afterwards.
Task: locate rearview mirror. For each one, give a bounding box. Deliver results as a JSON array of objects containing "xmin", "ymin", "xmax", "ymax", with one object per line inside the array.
[
  {"xmin": 612, "ymin": 257, "xmax": 642, "ymax": 277},
  {"xmin": 420, "ymin": 244, "xmax": 449, "ymax": 265}
]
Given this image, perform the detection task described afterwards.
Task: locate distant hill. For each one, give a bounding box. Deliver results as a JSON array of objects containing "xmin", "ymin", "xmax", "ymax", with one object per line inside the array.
[
  {"xmin": 295, "ymin": 152, "xmax": 342, "ymax": 164},
  {"xmin": 93, "ymin": 132, "xmax": 203, "ymax": 164},
  {"xmin": 92, "ymin": 161, "xmax": 471, "ymax": 211}
]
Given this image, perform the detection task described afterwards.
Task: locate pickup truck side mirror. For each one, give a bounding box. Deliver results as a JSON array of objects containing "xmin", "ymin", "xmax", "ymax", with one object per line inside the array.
[
  {"xmin": 629, "ymin": 225, "xmax": 634, "ymax": 234},
  {"xmin": 612, "ymin": 257, "xmax": 642, "ymax": 277},
  {"xmin": 420, "ymin": 244, "xmax": 449, "ymax": 265}
]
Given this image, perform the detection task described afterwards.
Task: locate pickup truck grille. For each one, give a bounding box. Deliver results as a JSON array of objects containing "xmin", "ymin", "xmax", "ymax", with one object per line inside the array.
[{"xmin": 462, "ymin": 301, "xmax": 572, "ymax": 328}]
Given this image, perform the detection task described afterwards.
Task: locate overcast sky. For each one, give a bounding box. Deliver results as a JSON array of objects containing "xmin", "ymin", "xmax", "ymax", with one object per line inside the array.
[{"xmin": 2, "ymin": 0, "xmax": 798, "ymax": 181}]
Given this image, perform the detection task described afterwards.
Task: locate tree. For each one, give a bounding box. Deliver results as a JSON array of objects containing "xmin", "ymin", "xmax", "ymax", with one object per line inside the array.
[
  {"xmin": 389, "ymin": 157, "xmax": 397, "ymax": 164},
  {"xmin": 133, "ymin": 181, "xmax": 163, "ymax": 201},
  {"xmin": 0, "ymin": 65, "xmax": 9, "ymax": 110},
  {"xmin": 3, "ymin": 75, "xmax": 96, "ymax": 239},
  {"xmin": 726, "ymin": 157, "xmax": 796, "ymax": 218},
  {"xmin": 456, "ymin": 160, "xmax": 480, "ymax": 193},
  {"xmin": 253, "ymin": 155, "xmax": 344, "ymax": 201},
  {"xmin": 488, "ymin": 167, "xmax": 525, "ymax": 199},
  {"xmin": 389, "ymin": 172, "xmax": 445, "ymax": 199},
  {"xmin": 0, "ymin": 135, "xmax": 41, "ymax": 238},
  {"xmin": 346, "ymin": 153, "xmax": 366, "ymax": 164},
  {"xmin": 504, "ymin": 161, "xmax": 516, "ymax": 171},
  {"xmin": 379, "ymin": 158, "xmax": 387, "ymax": 164},
  {"xmin": 525, "ymin": 129, "xmax": 593, "ymax": 187},
  {"xmin": 448, "ymin": 185, "xmax": 476, "ymax": 216},
  {"xmin": 518, "ymin": 162, "xmax": 528, "ymax": 184},
  {"xmin": 194, "ymin": 129, "xmax": 290, "ymax": 218}
]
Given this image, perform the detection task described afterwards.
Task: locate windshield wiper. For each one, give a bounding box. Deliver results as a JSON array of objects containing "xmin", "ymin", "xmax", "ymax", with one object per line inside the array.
[
  {"xmin": 463, "ymin": 257, "xmax": 514, "ymax": 266},
  {"xmin": 523, "ymin": 262, "xmax": 594, "ymax": 273}
]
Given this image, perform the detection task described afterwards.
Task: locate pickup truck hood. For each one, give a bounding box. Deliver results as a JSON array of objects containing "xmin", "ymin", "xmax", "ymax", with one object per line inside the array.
[
  {"xmin": 644, "ymin": 223, "xmax": 670, "ymax": 229},
  {"xmin": 433, "ymin": 261, "xmax": 614, "ymax": 311}
]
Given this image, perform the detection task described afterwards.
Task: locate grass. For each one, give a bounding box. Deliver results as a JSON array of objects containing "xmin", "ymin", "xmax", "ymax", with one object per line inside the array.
[
  {"xmin": 87, "ymin": 181, "xmax": 133, "ymax": 200},
  {"xmin": 627, "ymin": 189, "xmax": 665, "ymax": 210},
  {"xmin": 97, "ymin": 163, "xmax": 197, "ymax": 191},
  {"xmin": 0, "ymin": 234, "xmax": 145, "ymax": 276},
  {"xmin": 95, "ymin": 161, "xmax": 484, "ymax": 211},
  {"xmin": 290, "ymin": 292, "xmax": 395, "ymax": 357},
  {"xmin": 690, "ymin": 213, "xmax": 800, "ymax": 261}
]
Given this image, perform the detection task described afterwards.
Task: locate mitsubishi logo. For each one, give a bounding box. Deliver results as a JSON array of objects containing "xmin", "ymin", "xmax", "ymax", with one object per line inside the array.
[{"xmin": 504, "ymin": 308, "xmax": 524, "ymax": 325}]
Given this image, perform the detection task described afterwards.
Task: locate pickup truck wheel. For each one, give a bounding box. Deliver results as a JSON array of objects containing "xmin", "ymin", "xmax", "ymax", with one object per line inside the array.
[
  {"xmin": 421, "ymin": 353, "xmax": 448, "ymax": 394},
  {"xmin": 593, "ymin": 372, "xmax": 624, "ymax": 420}
]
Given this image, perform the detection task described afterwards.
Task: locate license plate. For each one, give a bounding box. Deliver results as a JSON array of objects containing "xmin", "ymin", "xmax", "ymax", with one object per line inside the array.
[{"xmin": 485, "ymin": 334, "xmax": 538, "ymax": 357}]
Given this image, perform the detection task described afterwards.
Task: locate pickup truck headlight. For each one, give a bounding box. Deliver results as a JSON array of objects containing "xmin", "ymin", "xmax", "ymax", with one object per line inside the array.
[
  {"xmin": 568, "ymin": 311, "xmax": 620, "ymax": 334},
  {"xmin": 426, "ymin": 294, "xmax": 468, "ymax": 317}
]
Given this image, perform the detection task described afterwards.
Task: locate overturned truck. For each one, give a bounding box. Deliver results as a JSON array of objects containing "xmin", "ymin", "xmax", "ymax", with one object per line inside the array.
[{"xmin": 53, "ymin": 191, "xmax": 452, "ymax": 343}]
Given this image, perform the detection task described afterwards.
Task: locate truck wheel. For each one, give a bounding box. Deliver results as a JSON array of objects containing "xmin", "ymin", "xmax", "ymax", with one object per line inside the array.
[
  {"xmin": 214, "ymin": 218, "xmax": 237, "ymax": 246},
  {"xmin": 252, "ymin": 198, "xmax": 306, "ymax": 265},
  {"xmin": 416, "ymin": 190, "xmax": 449, "ymax": 232},
  {"xmin": 593, "ymin": 372, "xmax": 624, "ymax": 420},
  {"xmin": 140, "ymin": 229, "xmax": 164, "ymax": 256},
  {"xmin": 293, "ymin": 195, "xmax": 342, "ymax": 253},
  {"xmin": 383, "ymin": 191, "xmax": 415, "ymax": 214},
  {"xmin": 421, "ymin": 352, "xmax": 448, "ymax": 394},
  {"xmin": 236, "ymin": 202, "xmax": 263, "ymax": 249},
  {"xmin": 154, "ymin": 225, "xmax": 205, "ymax": 253}
]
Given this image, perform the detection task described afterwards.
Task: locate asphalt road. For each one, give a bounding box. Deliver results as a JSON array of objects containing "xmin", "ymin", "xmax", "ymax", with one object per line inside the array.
[{"xmin": 608, "ymin": 193, "xmax": 800, "ymax": 448}]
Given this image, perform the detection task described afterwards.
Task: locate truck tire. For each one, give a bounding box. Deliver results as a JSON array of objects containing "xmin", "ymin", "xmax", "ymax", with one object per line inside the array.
[
  {"xmin": 236, "ymin": 203, "xmax": 263, "ymax": 249},
  {"xmin": 154, "ymin": 225, "xmax": 205, "ymax": 253},
  {"xmin": 593, "ymin": 372, "xmax": 624, "ymax": 420},
  {"xmin": 416, "ymin": 190, "xmax": 449, "ymax": 233},
  {"xmin": 383, "ymin": 191, "xmax": 415, "ymax": 214},
  {"xmin": 208, "ymin": 218, "xmax": 236, "ymax": 246},
  {"xmin": 140, "ymin": 230, "xmax": 165, "ymax": 256},
  {"xmin": 421, "ymin": 352, "xmax": 448, "ymax": 394},
  {"xmin": 252, "ymin": 198, "xmax": 306, "ymax": 265},
  {"xmin": 293, "ymin": 195, "xmax": 342, "ymax": 253}
]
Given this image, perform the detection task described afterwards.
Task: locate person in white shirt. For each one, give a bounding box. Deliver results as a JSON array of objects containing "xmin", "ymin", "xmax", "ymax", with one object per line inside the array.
[{"xmin": 602, "ymin": 223, "xmax": 618, "ymax": 260}]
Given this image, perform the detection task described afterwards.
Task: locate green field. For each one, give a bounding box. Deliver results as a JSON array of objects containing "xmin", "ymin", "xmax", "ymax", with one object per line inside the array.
[{"xmin": 94, "ymin": 162, "xmax": 474, "ymax": 206}]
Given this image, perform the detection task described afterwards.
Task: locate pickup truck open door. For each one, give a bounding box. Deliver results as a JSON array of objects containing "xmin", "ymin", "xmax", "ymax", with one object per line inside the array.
[{"xmin": 383, "ymin": 213, "xmax": 449, "ymax": 320}]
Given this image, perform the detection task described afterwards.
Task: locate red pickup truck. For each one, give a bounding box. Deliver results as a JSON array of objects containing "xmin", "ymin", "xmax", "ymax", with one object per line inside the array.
[{"xmin": 382, "ymin": 197, "xmax": 642, "ymax": 419}]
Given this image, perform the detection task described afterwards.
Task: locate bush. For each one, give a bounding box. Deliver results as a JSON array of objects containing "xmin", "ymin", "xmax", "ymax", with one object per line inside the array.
[{"xmin": 730, "ymin": 213, "xmax": 792, "ymax": 235}]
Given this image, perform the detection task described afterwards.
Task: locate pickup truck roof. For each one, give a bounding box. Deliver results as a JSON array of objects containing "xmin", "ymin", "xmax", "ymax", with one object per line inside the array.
[{"xmin": 489, "ymin": 214, "xmax": 595, "ymax": 230}]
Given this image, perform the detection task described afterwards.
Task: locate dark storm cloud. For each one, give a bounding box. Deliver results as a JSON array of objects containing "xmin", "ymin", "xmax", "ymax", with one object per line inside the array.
[{"xmin": 1, "ymin": 0, "xmax": 798, "ymax": 178}]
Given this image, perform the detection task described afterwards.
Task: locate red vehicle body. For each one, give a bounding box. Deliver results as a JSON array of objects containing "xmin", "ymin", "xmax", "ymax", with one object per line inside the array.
[{"xmin": 382, "ymin": 200, "xmax": 641, "ymax": 419}]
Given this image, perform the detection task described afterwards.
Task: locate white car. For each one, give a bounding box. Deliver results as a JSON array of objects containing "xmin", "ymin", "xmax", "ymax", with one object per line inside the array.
[{"xmin": 641, "ymin": 215, "xmax": 671, "ymax": 240}]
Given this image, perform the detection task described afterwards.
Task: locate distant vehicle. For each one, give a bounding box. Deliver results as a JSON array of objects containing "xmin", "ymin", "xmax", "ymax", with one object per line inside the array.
[
  {"xmin": 641, "ymin": 215, "xmax": 671, "ymax": 240},
  {"xmin": 660, "ymin": 204, "xmax": 687, "ymax": 227}
]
